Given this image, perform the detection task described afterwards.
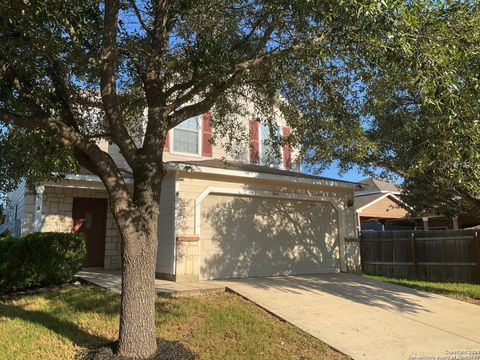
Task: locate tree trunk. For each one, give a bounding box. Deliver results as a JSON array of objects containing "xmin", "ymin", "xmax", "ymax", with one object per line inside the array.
[{"xmin": 115, "ymin": 208, "xmax": 159, "ymax": 358}]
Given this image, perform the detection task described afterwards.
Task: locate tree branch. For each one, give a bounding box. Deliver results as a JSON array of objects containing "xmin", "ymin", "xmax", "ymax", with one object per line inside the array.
[
  {"xmin": 164, "ymin": 31, "xmax": 331, "ymax": 123},
  {"xmin": 129, "ymin": 0, "xmax": 152, "ymax": 36},
  {"xmin": 169, "ymin": 72, "xmax": 241, "ymax": 127},
  {"xmin": 47, "ymin": 59, "xmax": 79, "ymax": 130},
  {"xmin": 100, "ymin": 0, "xmax": 139, "ymax": 169},
  {"xmin": 145, "ymin": 0, "xmax": 170, "ymax": 84},
  {"xmin": 1, "ymin": 108, "xmax": 133, "ymax": 214}
]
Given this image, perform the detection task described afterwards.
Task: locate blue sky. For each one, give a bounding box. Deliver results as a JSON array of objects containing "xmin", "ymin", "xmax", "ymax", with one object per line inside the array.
[{"xmin": 319, "ymin": 163, "xmax": 365, "ymax": 182}]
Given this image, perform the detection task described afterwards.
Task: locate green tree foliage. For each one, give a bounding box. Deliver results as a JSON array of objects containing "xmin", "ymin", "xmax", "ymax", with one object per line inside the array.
[
  {"xmin": 294, "ymin": 1, "xmax": 480, "ymax": 217},
  {"xmin": 0, "ymin": 0, "xmax": 423, "ymax": 357}
]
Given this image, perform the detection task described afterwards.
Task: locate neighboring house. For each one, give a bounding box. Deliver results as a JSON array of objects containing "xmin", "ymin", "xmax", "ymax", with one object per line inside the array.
[
  {"xmin": 4, "ymin": 112, "xmax": 359, "ymax": 282},
  {"xmin": 355, "ymin": 178, "xmax": 410, "ymax": 231},
  {"xmin": 355, "ymin": 178, "xmax": 480, "ymax": 231}
]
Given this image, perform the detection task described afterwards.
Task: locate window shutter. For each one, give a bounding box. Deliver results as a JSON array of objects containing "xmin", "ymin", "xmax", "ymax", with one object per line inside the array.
[
  {"xmin": 202, "ymin": 112, "xmax": 213, "ymax": 157},
  {"xmin": 249, "ymin": 120, "xmax": 260, "ymax": 164},
  {"xmin": 163, "ymin": 130, "xmax": 170, "ymax": 152},
  {"xmin": 282, "ymin": 127, "xmax": 291, "ymax": 169}
]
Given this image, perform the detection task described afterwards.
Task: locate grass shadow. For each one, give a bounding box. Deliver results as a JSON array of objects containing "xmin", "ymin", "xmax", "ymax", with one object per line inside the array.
[{"xmin": 0, "ymin": 302, "xmax": 110, "ymax": 347}]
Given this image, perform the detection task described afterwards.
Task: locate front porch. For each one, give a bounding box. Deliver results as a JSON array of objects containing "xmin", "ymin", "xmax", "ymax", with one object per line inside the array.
[{"xmin": 32, "ymin": 181, "xmax": 122, "ymax": 270}]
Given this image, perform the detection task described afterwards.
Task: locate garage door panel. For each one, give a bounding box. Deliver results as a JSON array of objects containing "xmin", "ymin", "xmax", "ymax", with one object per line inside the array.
[{"xmin": 200, "ymin": 194, "xmax": 340, "ymax": 280}]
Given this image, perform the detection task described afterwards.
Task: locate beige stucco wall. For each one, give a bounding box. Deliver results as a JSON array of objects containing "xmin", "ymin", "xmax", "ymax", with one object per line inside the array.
[
  {"xmin": 177, "ymin": 172, "xmax": 355, "ymax": 233},
  {"xmin": 345, "ymin": 239, "xmax": 361, "ymax": 274},
  {"xmin": 104, "ymin": 107, "xmax": 293, "ymax": 173},
  {"xmin": 174, "ymin": 171, "xmax": 357, "ymax": 282}
]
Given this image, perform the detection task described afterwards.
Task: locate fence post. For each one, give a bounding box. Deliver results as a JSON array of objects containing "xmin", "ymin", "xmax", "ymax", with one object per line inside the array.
[
  {"xmin": 359, "ymin": 231, "xmax": 364, "ymax": 274},
  {"xmin": 475, "ymin": 232, "xmax": 480, "ymax": 284},
  {"xmin": 411, "ymin": 232, "xmax": 417, "ymax": 279}
]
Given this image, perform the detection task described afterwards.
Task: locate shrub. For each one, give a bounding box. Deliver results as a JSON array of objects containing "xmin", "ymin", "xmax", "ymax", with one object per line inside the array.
[{"xmin": 0, "ymin": 232, "xmax": 86, "ymax": 294}]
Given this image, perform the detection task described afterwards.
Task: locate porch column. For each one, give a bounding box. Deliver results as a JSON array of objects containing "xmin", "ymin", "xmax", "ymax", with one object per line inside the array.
[
  {"xmin": 356, "ymin": 212, "xmax": 362, "ymax": 235},
  {"xmin": 34, "ymin": 184, "xmax": 45, "ymax": 232},
  {"xmin": 452, "ymin": 216, "xmax": 459, "ymax": 230},
  {"xmin": 422, "ymin": 217, "xmax": 429, "ymax": 231}
]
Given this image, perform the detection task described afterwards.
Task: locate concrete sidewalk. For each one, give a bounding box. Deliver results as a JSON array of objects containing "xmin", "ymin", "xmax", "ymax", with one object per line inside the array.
[
  {"xmin": 76, "ymin": 269, "xmax": 225, "ymax": 297},
  {"xmin": 217, "ymin": 273, "xmax": 480, "ymax": 360}
]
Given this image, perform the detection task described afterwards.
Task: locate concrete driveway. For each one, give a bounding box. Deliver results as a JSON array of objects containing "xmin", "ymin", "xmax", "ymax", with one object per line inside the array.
[{"xmin": 217, "ymin": 273, "xmax": 480, "ymax": 360}]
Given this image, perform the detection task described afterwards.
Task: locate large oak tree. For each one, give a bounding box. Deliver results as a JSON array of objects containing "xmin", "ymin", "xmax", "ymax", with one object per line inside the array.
[
  {"xmin": 0, "ymin": 0, "xmax": 401, "ymax": 358},
  {"xmin": 294, "ymin": 1, "xmax": 480, "ymax": 218}
]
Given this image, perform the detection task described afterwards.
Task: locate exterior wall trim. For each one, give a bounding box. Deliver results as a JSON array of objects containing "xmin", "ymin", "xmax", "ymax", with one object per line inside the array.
[
  {"xmin": 33, "ymin": 184, "xmax": 45, "ymax": 232},
  {"xmin": 63, "ymin": 174, "xmax": 134, "ymax": 184},
  {"xmin": 44, "ymin": 182, "xmax": 105, "ymax": 190},
  {"xmin": 355, "ymin": 190, "xmax": 401, "ymax": 196},
  {"xmin": 172, "ymin": 171, "xmax": 179, "ymax": 275},
  {"xmin": 169, "ymin": 115, "xmax": 203, "ymax": 157},
  {"xmin": 193, "ymin": 186, "xmax": 347, "ymax": 272},
  {"xmin": 166, "ymin": 162, "xmax": 357, "ymax": 189}
]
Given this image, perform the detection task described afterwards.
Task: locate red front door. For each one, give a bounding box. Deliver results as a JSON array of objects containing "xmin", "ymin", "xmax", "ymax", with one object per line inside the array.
[{"xmin": 72, "ymin": 197, "xmax": 108, "ymax": 267}]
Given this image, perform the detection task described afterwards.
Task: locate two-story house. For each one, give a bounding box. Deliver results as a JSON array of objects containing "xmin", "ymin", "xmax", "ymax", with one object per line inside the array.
[{"xmin": 4, "ymin": 112, "xmax": 359, "ymax": 282}]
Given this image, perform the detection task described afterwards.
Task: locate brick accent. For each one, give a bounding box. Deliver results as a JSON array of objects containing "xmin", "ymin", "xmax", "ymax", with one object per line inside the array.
[{"xmin": 176, "ymin": 235, "xmax": 200, "ymax": 242}]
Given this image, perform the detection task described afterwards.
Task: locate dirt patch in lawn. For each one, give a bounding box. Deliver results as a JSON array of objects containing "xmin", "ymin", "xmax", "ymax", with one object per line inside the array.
[{"xmin": 80, "ymin": 339, "xmax": 194, "ymax": 360}]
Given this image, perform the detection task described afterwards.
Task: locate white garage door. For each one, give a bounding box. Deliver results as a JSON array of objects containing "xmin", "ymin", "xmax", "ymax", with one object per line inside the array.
[{"xmin": 200, "ymin": 194, "xmax": 340, "ymax": 280}]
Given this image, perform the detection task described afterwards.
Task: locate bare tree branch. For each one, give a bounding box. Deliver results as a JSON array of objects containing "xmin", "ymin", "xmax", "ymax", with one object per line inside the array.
[{"xmin": 129, "ymin": 0, "xmax": 152, "ymax": 36}]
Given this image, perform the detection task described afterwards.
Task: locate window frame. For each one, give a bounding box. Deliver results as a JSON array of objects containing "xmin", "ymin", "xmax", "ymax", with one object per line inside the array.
[
  {"xmin": 258, "ymin": 122, "xmax": 284, "ymax": 169},
  {"xmin": 170, "ymin": 116, "xmax": 203, "ymax": 157}
]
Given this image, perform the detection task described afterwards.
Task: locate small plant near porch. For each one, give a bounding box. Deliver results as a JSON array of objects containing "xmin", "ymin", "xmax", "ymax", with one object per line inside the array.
[{"xmin": 0, "ymin": 232, "xmax": 86, "ymax": 294}]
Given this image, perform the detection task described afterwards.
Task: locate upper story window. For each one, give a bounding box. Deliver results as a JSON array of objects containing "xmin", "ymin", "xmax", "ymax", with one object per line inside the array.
[
  {"xmin": 260, "ymin": 122, "xmax": 281, "ymax": 167},
  {"xmin": 250, "ymin": 120, "xmax": 291, "ymax": 169},
  {"xmin": 172, "ymin": 116, "xmax": 201, "ymax": 155}
]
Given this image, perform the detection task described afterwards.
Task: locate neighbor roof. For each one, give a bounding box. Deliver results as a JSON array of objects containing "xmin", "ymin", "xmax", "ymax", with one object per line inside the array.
[
  {"xmin": 355, "ymin": 193, "xmax": 386, "ymax": 210},
  {"xmin": 359, "ymin": 178, "xmax": 400, "ymax": 193},
  {"xmin": 355, "ymin": 192, "xmax": 408, "ymax": 213}
]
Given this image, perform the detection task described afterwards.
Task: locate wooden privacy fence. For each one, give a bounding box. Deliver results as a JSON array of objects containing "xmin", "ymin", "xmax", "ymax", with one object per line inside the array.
[{"xmin": 360, "ymin": 230, "xmax": 480, "ymax": 284}]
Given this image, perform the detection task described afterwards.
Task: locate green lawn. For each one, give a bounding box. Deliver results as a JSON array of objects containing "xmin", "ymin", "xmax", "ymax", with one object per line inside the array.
[
  {"xmin": 363, "ymin": 275, "xmax": 480, "ymax": 305},
  {"xmin": 0, "ymin": 284, "xmax": 348, "ymax": 360}
]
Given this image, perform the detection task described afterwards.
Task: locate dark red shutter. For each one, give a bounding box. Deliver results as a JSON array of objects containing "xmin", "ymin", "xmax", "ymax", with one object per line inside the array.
[
  {"xmin": 163, "ymin": 130, "xmax": 170, "ymax": 152},
  {"xmin": 282, "ymin": 127, "xmax": 291, "ymax": 169},
  {"xmin": 202, "ymin": 112, "xmax": 213, "ymax": 157},
  {"xmin": 249, "ymin": 120, "xmax": 260, "ymax": 164}
]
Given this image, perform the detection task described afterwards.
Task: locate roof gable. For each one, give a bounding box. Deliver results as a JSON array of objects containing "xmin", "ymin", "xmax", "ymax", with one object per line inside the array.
[
  {"xmin": 356, "ymin": 193, "xmax": 408, "ymax": 217},
  {"xmin": 359, "ymin": 178, "xmax": 400, "ymax": 193}
]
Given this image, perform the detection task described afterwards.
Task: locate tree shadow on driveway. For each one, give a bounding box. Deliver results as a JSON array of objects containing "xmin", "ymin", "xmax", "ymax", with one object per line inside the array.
[{"xmin": 222, "ymin": 273, "xmax": 435, "ymax": 314}]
